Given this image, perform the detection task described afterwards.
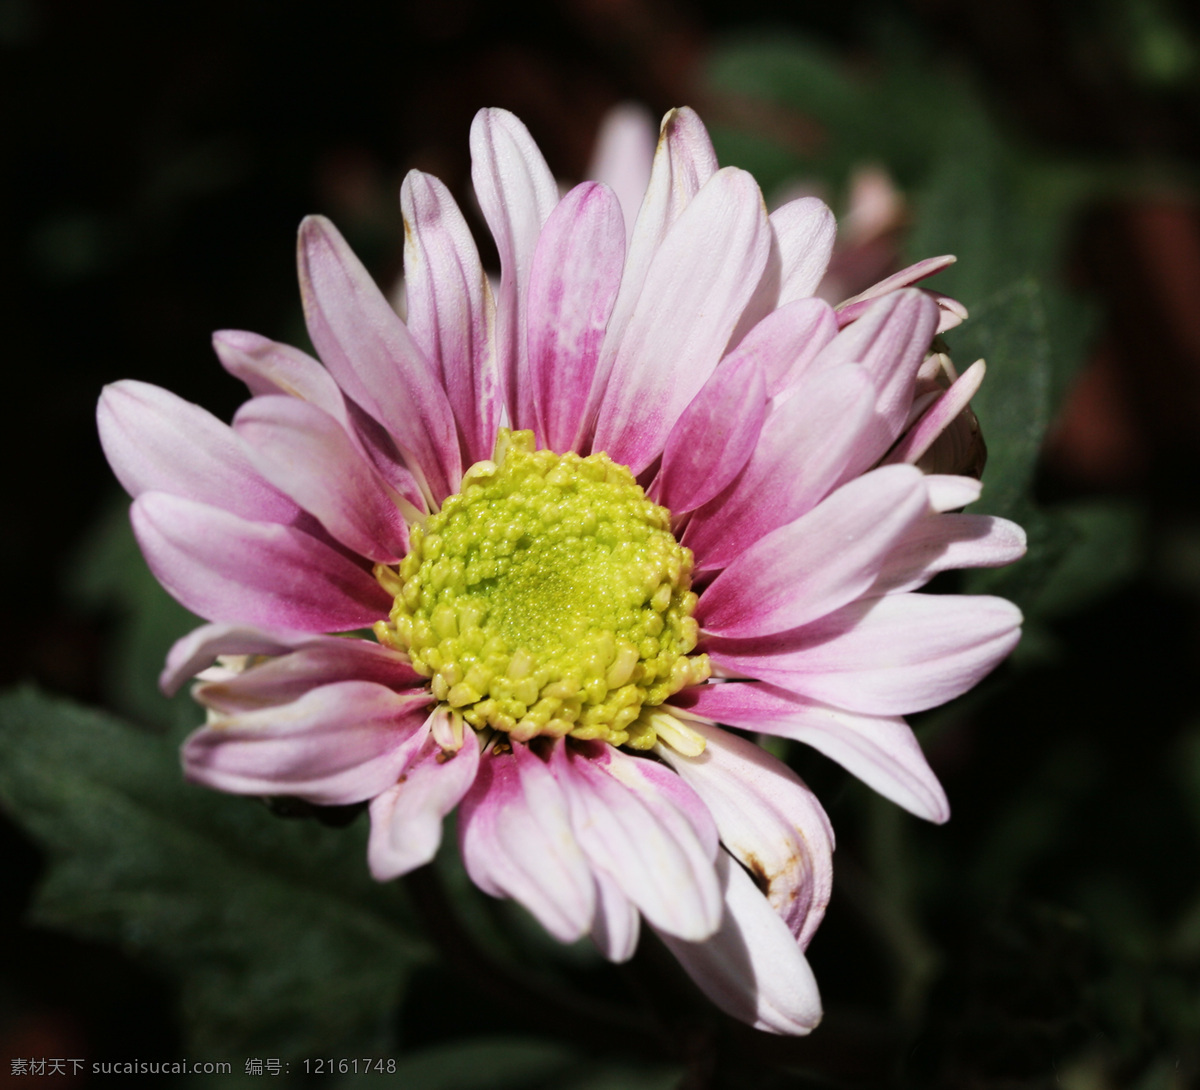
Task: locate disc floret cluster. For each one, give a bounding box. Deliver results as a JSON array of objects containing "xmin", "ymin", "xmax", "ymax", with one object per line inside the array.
[{"xmin": 375, "ymin": 430, "xmax": 711, "ymax": 748}]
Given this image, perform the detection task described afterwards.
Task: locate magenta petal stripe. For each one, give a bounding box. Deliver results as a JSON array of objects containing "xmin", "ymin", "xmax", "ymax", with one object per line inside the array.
[
  {"xmin": 527, "ymin": 181, "xmax": 626, "ymax": 453},
  {"xmin": 652, "ymin": 352, "xmax": 767, "ymax": 515},
  {"xmin": 131, "ymin": 492, "xmax": 393, "ymax": 632},
  {"xmin": 297, "ymin": 215, "xmax": 461, "ymax": 505},
  {"xmin": 706, "ymin": 592, "xmax": 1024, "ymax": 716},
  {"xmin": 182, "ymin": 681, "xmax": 432, "ymax": 805},
  {"xmin": 733, "ymin": 297, "xmax": 839, "ymax": 400},
  {"xmin": 401, "ymin": 170, "xmax": 500, "ymax": 467}
]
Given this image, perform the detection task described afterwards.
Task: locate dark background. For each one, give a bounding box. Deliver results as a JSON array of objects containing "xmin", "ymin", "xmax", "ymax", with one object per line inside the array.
[{"xmin": 3, "ymin": 0, "xmax": 1200, "ymax": 1086}]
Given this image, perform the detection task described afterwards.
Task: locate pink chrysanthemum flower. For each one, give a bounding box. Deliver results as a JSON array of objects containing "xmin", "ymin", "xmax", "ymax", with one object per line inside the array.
[{"xmin": 97, "ymin": 108, "xmax": 1024, "ymax": 1035}]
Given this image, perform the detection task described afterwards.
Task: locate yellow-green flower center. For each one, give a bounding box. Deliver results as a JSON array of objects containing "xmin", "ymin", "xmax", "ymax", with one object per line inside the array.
[{"xmin": 374, "ymin": 430, "xmax": 710, "ymax": 749}]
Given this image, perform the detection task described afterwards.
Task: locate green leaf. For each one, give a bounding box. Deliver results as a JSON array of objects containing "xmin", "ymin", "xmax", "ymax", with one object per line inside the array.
[
  {"xmin": 69, "ymin": 497, "xmax": 202, "ymax": 731},
  {"xmin": 0, "ymin": 687, "xmax": 431, "ymax": 1059}
]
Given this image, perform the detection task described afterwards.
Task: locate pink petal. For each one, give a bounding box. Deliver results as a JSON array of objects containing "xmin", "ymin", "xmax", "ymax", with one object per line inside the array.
[
  {"xmin": 212, "ymin": 330, "xmax": 349, "ymax": 424},
  {"xmin": 733, "ymin": 297, "xmax": 839, "ymax": 400},
  {"xmin": 586, "ymin": 103, "xmax": 657, "ymax": 244},
  {"xmin": 927, "ymin": 474, "xmax": 982, "ymax": 512},
  {"xmin": 458, "ymin": 743, "xmax": 595, "ymax": 943},
  {"xmin": 671, "ymin": 682, "xmax": 949, "ymax": 823},
  {"xmin": 552, "ymin": 743, "xmax": 722, "ymax": 941},
  {"xmin": 652, "ymin": 352, "xmax": 767, "ymax": 515},
  {"xmin": 655, "ymin": 721, "xmax": 834, "ymax": 947},
  {"xmin": 234, "ymin": 395, "xmax": 409, "ymax": 563},
  {"xmin": 706, "ymin": 593, "xmax": 1023, "ymax": 716},
  {"xmin": 131, "ymin": 492, "xmax": 392, "ymax": 631},
  {"xmin": 193, "ymin": 638, "xmax": 423, "ymax": 713},
  {"xmin": 697, "ymin": 464, "xmax": 929, "ymax": 637},
  {"xmin": 160, "ymin": 622, "xmax": 325, "ymax": 694},
  {"xmin": 683, "ymin": 363, "xmax": 877, "ymax": 572},
  {"xmin": 873, "ymin": 513, "xmax": 1027, "ymax": 595},
  {"xmin": 656, "ymin": 852, "xmax": 822, "ymax": 1035},
  {"xmin": 590, "ymin": 869, "xmax": 640, "ymax": 963},
  {"xmin": 527, "ymin": 182, "xmax": 625, "ymax": 454},
  {"xmin": 367, "ymin": 719, "xmax": 481, "ymax": 880},
  {"xmin": 181, "ymin": 680, "xmax": 432, "ymax": 805},
  {"xmin": 606, "ymin": 108, "xmax": 718, "ymax": 336},
  {"xmin": 590, "ymin": 108, "xmax": 719, "ymax": 421},
  {"xmin": 812, "ymin": 289, "xmax": 940, "ymax": 456},
  {"xmin": 469, "ymin": 108, "xmax": 559, "ymax": 430},
  {"xmin": 885, "ymin": 359, "xmax": 986, "ymax": 467},
  {"xmin": 774, "ymin": 196, "xmax": 838, "ymax": 305},
  {"xmin": 98, "ymin": 381, "xmax": 299, "ymax": 524},
  {"xmin": 726, "ymin": 197, "xmax": 836, "ymax": 352},
  {"xmin": 590, "ymin": 167, "xmax": 772, "ymax": 475},
  {"xmin": 834, "ymin": 254, "xmax": 957, "ymax": 321},
  {"xmin": 401, "ymin": 170, "xmax": 500, "ymax": 466},
  {"xmin": 297, "ymin": 215, "xmax": 460, "ymax": 504}
]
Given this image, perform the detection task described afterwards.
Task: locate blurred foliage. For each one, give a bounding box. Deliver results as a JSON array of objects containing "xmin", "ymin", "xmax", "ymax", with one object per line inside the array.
[
  {"xmin": 4, "ymin": 6, "xmax": 1200, "ymax": 1089},
  {"xmin": 0, "ymin": 686, "xmax": 431, "ymax": 1061}
]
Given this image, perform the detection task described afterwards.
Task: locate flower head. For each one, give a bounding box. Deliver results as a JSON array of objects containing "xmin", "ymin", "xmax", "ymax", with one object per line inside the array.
[{"xmin": 97, "ymin": 106, "xmax": 1024, "ymax": 1035}]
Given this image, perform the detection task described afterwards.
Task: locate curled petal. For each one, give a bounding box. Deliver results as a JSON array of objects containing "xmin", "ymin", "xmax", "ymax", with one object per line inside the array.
[
  {"xmin": 193, "ymin": 638, "xmax": 422, "ymax": 713},
  {"xmin": 656, "ymin": 852, "xmax": 822, "ymax": 1035},
  {"xmin": 872, "ymin": 513, "xmax": 1027, "ymax": 595},
  {"xmin": 368, "ymin": 718, "xmax": 481, "ymax": 880},
  {"xmin": 885, "ymin": 359, "xmax": 986, "ymax": 467},
  {"xmin": 656, "ymin": 721, "xmax": 834, "ymax": 947},
  {"xmin": 161, "ymin": 622, "xmax": 323, "ymax": 695},
  {"xmin": 834, "ymin": 255, "xmax": 957, "ymax": 322},
  {"xmin": 182, "ymin": 681, "xmax": 432, "ymax": 804},
  {"xmin": 458, "ymin": 743, "xmax": 595, "ymax": 943}
]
